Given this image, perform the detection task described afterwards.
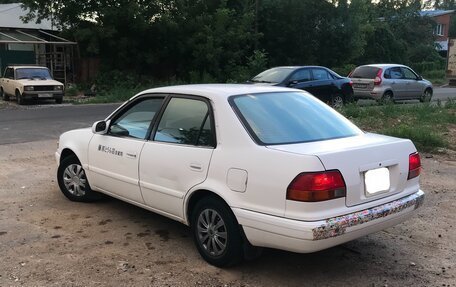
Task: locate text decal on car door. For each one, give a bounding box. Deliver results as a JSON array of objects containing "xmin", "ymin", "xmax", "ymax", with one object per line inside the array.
[{"xmin": 98, "ymin": 145, "xmax": 123, "ymax": 157}]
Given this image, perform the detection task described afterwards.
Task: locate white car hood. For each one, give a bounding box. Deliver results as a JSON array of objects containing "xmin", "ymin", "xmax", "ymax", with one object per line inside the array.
[{"xmin": 18, "ymin": 79, "xmax": 63, "ymax": 86}]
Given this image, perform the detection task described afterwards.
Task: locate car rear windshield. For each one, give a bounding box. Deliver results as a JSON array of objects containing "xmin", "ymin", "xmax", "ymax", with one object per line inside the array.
[
  {"xmin": 230, "ymin": 92, "xmax": 362, "ymax": 145},
  {"xmin": 350, "ymin": 66, "xmax": 380, "ymax": 79},
  {"xmin": 251, "ymin": 67, "xmax": 293, "ymax": 83}
]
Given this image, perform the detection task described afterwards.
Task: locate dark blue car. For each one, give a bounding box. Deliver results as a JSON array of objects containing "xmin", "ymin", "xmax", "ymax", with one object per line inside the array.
[{"xmin": 248, "ymin": 66, "xmax": 354, "ymax": 108}]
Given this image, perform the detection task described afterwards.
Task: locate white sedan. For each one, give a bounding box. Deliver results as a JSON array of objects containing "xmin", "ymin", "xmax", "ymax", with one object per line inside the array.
[{"xmin": 56, "ymin": 84, "xmax": 424, "ymax": 267}]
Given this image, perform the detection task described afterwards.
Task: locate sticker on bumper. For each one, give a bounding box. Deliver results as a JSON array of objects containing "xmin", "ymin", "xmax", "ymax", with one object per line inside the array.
[{"xmin": 312, "ymin": 192, "xmax": 424, "ymax": 240}]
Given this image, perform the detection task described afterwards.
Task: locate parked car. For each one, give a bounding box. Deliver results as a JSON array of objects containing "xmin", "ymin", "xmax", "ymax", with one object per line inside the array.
[
  {"xmin": 349, "ymin": 64, "xmax": 433, "ymax": 103},
  {"xmin": 56, "ymin": 84, "xmax": 424, "ymax": 267},
  {"xmin": 0, "ymin": 65, "xmax": 64, "ymax": 105},
  {"xmin": 248, "ymin": 66, "xmax": 354, "ymax": 108}
]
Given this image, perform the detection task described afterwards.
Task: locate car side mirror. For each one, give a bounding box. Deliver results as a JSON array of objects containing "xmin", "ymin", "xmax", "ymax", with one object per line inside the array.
[
  {"xmin": 92, "ymin": 120, "xmax": 109, "ymax": 134},
  {"xmin": 417, "ymin": 75, "xmax": 423, "ymax": 81},
  {"xmin": 288, "ymin": 80, "xmax": 298, "ymax": 86}
]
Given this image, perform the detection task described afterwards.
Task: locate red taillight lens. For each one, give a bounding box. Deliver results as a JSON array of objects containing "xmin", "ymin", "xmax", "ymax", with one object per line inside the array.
[
  {"xmin": 287, "ymin": 170, "xmax": 346, "ymax": 202},
  {"xmin": 408, "ymin": 152, "xmax": 421, "ymax": 179},
  {"xmin": 374, "ymin": 68, "xmax": 383, "ymax": 85},
  {"xmin": 349, "ymin": 80, "xmax": 353, "ymax": 86}
]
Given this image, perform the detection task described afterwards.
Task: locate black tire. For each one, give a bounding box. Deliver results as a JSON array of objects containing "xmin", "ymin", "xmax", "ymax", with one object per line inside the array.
[
  {"xmin": 381, "ymin": 91, "xmax": 394, "ymax": 104},
  {"xmin": 191, "ymin": 196, "xmax": 243, "ymax": 267},
  {"xmin": 330, "ymin": 94, "xmax": 344, "ymax": 109},
  {"xmin": 16, "ymin": 90, "xmax": 24, "ymax": 105},
  {"xmin": 55, "ymin": 97, "xmax": 63, "ymax": 104},
  {"xmin": 1, "ymin": 88, "xmax": 9, "ymax": 101},
  {"xmin": 57, "ymin": 155, "xmax": 102, "ymax": 202},
  {"xmin": 420, "ymin": 88, "xmax": 432, "ymax": 103}
]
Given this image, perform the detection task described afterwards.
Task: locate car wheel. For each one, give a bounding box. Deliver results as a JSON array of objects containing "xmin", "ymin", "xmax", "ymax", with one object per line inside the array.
[
  {"xmin": 330, "ymin": 94, "xmax": 344, "ymax": 109},
  {"xmin": 16, "ymin": 90, "xmax": 24, "ymax": 105},
  {"xmin": 57, "ymin": 155, "xmax": 102, "ymax": 202},
  {"xmin": 1, "ymin": 88, "xmax": 9, "ymax": 101},
  {"xmin": 191, "ymin": 196, "xmax": 243, "ymax": 267},
  {"xmin": 381, "ymin": 91, "xmax": 394, "ymax": 104},
  {"xmin": 420, "ymin": 88, "xmax": 432, "ymax": 103},
  {"xmin": 56, "ymin": 98, "xmax": 63, "ymax": 104}
]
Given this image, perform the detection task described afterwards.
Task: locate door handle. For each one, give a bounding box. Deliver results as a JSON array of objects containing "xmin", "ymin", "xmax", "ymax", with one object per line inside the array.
[{"xmin": 189, "ymin": 163, "xmax": 203, "ymax": 172}]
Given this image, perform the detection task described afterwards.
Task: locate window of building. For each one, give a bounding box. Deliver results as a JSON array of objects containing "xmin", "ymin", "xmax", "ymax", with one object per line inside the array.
[{"xmin": 435, "ymin": 24, "xmax": 444, "ymax": 36}]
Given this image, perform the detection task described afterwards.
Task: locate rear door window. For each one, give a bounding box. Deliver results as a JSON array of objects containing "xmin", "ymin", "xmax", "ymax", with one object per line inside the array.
[
  {"xmin": 351, "ymin": 66, "xmax": 380, "ymax": 79},
  {"xmin": 154, "ymin": 97, "xmax": 215, "ymax": 147},
  {"xmin": 311, "ymin": 68, "xmax": 331, "ymax": 81}
]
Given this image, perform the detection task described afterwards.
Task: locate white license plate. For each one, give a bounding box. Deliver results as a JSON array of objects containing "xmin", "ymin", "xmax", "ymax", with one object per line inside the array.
[
  {"xmin": 38, "ymin": 93, "xmax": 51, "ymax": 98},
  {"xmin": 364, "ymin": 167, "xmax": 390, "ymax": 195}
]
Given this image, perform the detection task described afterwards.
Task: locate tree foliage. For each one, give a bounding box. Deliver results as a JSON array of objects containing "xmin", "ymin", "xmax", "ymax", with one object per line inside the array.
[{"xmin": 18, "ymin": 0, "xmax": 443, "ymax": 81}]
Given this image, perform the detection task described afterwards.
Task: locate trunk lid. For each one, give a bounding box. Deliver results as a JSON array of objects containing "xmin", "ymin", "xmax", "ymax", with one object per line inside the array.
[
  {"xmin": 351, "ymin": 78, "xmax": 375, "ymax": 91},
  {"xmin": 267, "ymin": 133, "xmax": 416, "ymax": 207}
]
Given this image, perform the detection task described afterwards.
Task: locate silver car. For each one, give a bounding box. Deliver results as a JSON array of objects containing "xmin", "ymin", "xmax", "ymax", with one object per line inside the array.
[{"xmin": 350, "ymin": 64, "xmax": 433, "ymax": 102}]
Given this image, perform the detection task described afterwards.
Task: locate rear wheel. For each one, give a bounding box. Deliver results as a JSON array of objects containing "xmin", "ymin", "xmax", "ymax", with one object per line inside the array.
[
  {"xmin": 1, "ymin": 88, "xmax": 9, "ymax": 101},
  {"xmin": 330, "ymin": 94, "xmax": 344, "ymax": 109},
  {"xmin": 420, "ymin": 88, "xmax": 432, "ymax": 103},
  {"xmin": 191, "ymin": 196, "xmax": 243, "ymax": 267},
  {"xmin": 16, "ymin": 90, "xmax": 24, "ymax": 105},
  {"xmin": 57, "ymin": 155, "xmax": 102, "ymax": 202},
  {"xmin": 381, "ymin": 91, "xmax": 394, "ymax": 104}
]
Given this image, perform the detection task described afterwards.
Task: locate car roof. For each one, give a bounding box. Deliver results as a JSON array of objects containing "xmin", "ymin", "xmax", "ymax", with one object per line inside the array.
[
  {"xmin": 7, "ymin": 65, "xmax": 49, "ymax": 69},
  {"xmin": 271, "ymin": 66, "xmax": 329, "ymax": 70},
  {"xmin": 359, "ymin": 64, "xmax": 408, "ymax": 69},
  {"xmin": 137, "ymin": 84, "xmax": 298, "ymax": 100}
]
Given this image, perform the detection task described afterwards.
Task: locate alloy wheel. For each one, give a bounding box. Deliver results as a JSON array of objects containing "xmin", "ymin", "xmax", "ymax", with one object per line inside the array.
[{"xmin": 197, "ymin": 208, "xmax": 228, "ymax": 256}]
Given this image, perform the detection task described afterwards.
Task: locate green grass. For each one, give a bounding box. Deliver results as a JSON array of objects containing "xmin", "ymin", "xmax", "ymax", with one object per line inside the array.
[{"xmin": 340, "ymin": 102, "xmax": 456, "ymax": 152}]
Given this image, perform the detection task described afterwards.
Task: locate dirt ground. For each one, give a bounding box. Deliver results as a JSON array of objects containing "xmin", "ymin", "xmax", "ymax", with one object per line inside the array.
[{"xmin": 0, "ymin": 140, "xmax": 455, "ymax": 287}]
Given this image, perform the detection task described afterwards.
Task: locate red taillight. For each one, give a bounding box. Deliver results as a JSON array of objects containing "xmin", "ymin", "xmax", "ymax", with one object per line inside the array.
[
  {"xmin": 348, "ymin": 80, "xmax": 353, "ymax": 86},
  {"xmin": 374, "ymin": 68, "xmax": 383, "ymax": 85},
  {"xmin": 408, "ymin": 152, "xmax": 421, "ymax": 180},
  {"xmin": 287, "ymin": 170, "xmax": 346, "ymax": 202}
]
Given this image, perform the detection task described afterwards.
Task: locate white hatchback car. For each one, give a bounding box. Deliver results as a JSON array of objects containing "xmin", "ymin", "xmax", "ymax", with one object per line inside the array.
[{"xmin": 56, "ymin": 84, "xmax": 424, "ymax": 267}]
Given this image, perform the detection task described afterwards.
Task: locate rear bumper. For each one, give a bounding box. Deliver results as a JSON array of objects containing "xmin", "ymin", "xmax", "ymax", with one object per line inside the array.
[
  {"xmin": 234, "ymin": 190, "xmax": 424, "ymax": 253},
  {"xmin": 353, "ymin": 89, "xmax": 383, "ymax": 100}
]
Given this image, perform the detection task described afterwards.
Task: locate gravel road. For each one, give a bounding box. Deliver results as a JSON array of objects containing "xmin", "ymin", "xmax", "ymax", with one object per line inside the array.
[{"xmin": 0, "ymin": 140, "xmax": 455, "ymax": 287}]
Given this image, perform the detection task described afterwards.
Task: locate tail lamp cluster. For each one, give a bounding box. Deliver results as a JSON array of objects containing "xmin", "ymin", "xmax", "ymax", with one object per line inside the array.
[
  {"xmin": 287, "ymin": 170, "xmax": 346, "ymax": 202},
  {"xmin": 287, "ymin": 153, "xmax": 421, "ymax": 202},
  {"xmin": 374, "ymin": 68, "xmax": 383, "ymax": 86},
  {"xmin": 408, "ymin": 152, "xmax": 421, "ymax": 179}
]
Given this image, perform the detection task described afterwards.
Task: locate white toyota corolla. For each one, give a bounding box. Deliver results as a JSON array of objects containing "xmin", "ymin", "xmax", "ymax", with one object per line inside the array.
[{"xmin": 56, "ymin": 84, "xmax": 424, "ymax": 267}]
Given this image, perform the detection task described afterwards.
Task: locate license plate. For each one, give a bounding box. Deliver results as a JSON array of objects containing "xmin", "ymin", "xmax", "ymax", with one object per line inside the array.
[
  {"xmin": 354, "ymin": 83, "xmax": 368, "ymax": 89},
  {"xmin": 364, "ymin": 167, "xmax": 390, "ymax": 195},
  {"xmin": 38, "ymin": 93, "xmax": 51, "ymax": 98}
]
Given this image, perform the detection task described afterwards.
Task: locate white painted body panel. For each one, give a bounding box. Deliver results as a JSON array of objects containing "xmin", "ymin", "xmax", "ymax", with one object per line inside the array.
[
  {"xmin": 88, "ymin": 134, "xmax": 145, "ymax": 203},
  {"xmin": 139, "ymin": 141, "xmax": 214, "ymax": 218},
  {"xmin": 56, "ymin": 84, "xmax": 424, "ymax": 254}
]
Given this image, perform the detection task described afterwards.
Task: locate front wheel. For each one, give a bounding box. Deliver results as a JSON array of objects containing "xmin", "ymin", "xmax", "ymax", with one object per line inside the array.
[
  {"xmin": 191, "ymin": 196, "xmax": 243, "ymax": 267},
  {"xmin": 1, "ymin": 88, "xmax": 9, "ymax": 101},
  {"xmin": 16, "ymin": 90, "xmax": 24, "ymax": 105},
  {"xmin": 57, "ymin": 155, "xmax": 102, "ymax": 202},
  {"xmin": 420, "ymin": 88, "xmax": 432, "ymax": 103}
]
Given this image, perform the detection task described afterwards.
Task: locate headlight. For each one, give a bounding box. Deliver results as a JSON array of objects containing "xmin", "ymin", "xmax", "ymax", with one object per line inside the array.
[
  {"xmin": 24, "ymin": 86, "xmax": 34, "ymax": 91},
  {"xmin": 54, "ymin": 85, "xmax": 63, "ymax": 91}
]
